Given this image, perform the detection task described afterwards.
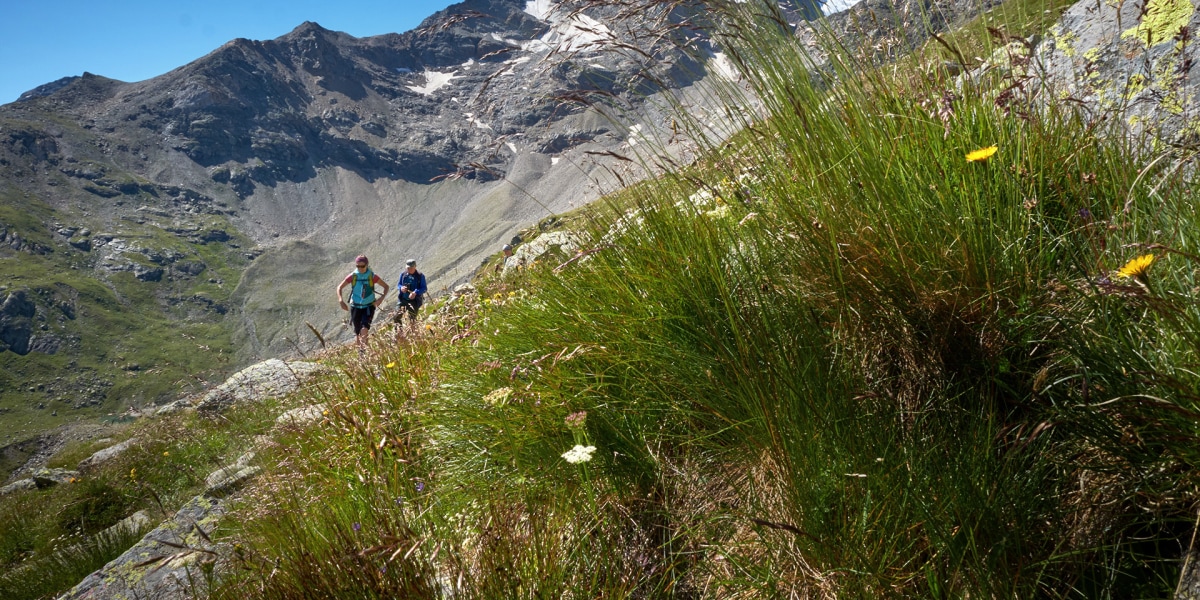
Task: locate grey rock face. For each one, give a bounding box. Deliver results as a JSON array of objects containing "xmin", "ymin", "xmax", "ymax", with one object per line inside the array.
[
  {"xmin": 192, "ymin": 359, "xmax": 327, "ymax": 412},
  {"xmin": 55, "ymin": 493, "xmax": 229, "ymax": 600},
  {"xmin": 77, "ymin": 438, "xmax": 140, "ymax": 471},
  {"xmin": 0, "ymin": 289, "xmax": 37, "ymax": 355},
  {"xmin": 96, "ymin": 510, "xmax": 154, "ymax": 544},
  {"xmin": 204, "ymin": 466, "xmax": 261, "ymax": 497},
  {"xmin": 1035, "ymin": 0, "xmax": 1200, "ymax": 143},
  {"xmin": 0, "ymin": 478, "xmax": 37, "ymax": 495},
  {"xmin": 274, "ymin": 404, "xmax": 327, "ymax": 428},
  {"xmin": 203, "ymin": 451, "xmax": 258, "ymax": 491},
  {"xmin": 32, "ymin": 467, "xmax": 80, "ymax": 488},
  {"xmin": 1180, "ymin": 546, "xmax": 1200, "ymax": 599}
]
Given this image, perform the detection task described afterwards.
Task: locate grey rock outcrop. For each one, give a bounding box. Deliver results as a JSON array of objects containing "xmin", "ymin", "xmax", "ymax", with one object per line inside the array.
[
  {"xmin": 157, "ymin": 359, "xmax": 326, "ymax": 414},
  {"xmin": 1035, "ymin": 0, "xmax": 1200, "ymax": 143},
  {"xmin": 193, "ymin": 359, "xmax": 326, "ymax": 411},
  {"xmin": 56, "ymin": 450, "xmax": 262, "ymax": 600},
  {"xmin": 274, "ymin": 404, "xmax": 327, "ymax": 428},
  {"xmin": 55, "ymin": 494, "xmax": 230, "ymax": 600},
  {"xmin": 77, "ymin": 438, "xmax": 140, "ymax": 471},
  {"xmin": 203, "ymin": 451, "xmax": 259, "ymax": 494},
  {"xmin": 32, "ymin": 467, "xmax": 80, "ymax": 488},
  {"xmin": 97, "ymin": 510, "xmax": 154, "ymax": 543},
  {"xmin": 0, "ymin": 478, "xmax": 37, "ymax": 495},
  {"xmin": 0, "ymin": 289, "xmax": 38, "ymax": 355}
]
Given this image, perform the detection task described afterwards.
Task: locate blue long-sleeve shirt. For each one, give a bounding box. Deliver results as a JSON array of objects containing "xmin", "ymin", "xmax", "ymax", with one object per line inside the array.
[{"xmin": 397, "ymin": 271, "xmax": 427, "ymax": 298}]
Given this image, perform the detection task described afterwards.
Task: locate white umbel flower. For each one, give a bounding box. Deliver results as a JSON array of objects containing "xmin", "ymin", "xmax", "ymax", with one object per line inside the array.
[{"xmin": 561, "ymin": 445, "xmax": 596, "ymax": 464}]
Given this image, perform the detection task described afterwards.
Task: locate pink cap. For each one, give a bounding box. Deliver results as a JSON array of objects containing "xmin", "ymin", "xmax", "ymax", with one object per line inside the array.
[{"xmin": 355, "ymin": 255, "xmax": 368, "ymax": 265}]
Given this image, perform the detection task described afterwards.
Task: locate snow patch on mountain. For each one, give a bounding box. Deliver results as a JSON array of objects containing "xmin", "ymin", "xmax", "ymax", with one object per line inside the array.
[
  {"xmin": 542, "ymin": 13, "xmax": 616, "ymax": 54},
  {"xmin": 407, "ymin": 70, "xmax": 461, "ymax": 95},
  {"xmin": 525, "ymin": 0, "xmax": 556, "ymax": 21}
]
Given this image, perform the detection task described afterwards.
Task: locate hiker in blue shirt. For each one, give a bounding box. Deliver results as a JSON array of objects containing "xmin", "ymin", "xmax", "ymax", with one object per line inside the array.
[
  {"xmin": 394, "ymin": 259, "xmax": 427, "ymax": 326},
  {"xmin": 336, "ymin": 254, "xmax": 389, "ymax": 353}
]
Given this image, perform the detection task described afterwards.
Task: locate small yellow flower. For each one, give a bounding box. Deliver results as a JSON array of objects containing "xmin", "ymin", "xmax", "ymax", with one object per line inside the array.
[
  {"xmin": 1116, "ymin": 254, "xmax": 1155, "ymax": 280},
  {"xmin": 386, "ymin": 362, "xmax": 396, "ymax": 368},
  {"xmin": 163, "ymin": 451, "xmax": 169, "ymax": 457},
  {"xmin": 966, "ymin": 145, "xmax": 998, "ymax": 162}
]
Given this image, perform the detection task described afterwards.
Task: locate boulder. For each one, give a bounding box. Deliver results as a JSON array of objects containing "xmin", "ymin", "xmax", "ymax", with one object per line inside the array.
[
  {"xmin": 32, "ymin": 467, "xmax": 79, "ymax": 488},
  {"xmin": 97, "ymin": 510, "xmax": 153, "ymax": 544},
  {"xmin": 204, "ymin": 466, "xmax": 261, "ymax": 497},
  {"xmin": 192, "ymin": 359, "xmax": 327, "ymax": 412},
  {"xmin": 274, "ymin": 404, "xmax": 327, "ymax": 428},
  {"xmin": 204, "ymin": 451, "xmax": 259, "ymax": 495},
  {"xmin": 55, "ymin": 494, "xmax": 228, "ymax": 600},
  {"xmin": 1035, "ymin": 0, "xmax": 1200, "ymax": 143},
  {"xmin": 77, "ymin": 438, "xmax": 140, "ymax": 471},
  {"xmin": 0, "ymin": 478, "xmax": 37, "ymax": 495}
]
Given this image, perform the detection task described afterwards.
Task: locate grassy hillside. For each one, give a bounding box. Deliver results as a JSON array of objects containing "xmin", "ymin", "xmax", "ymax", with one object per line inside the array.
[
  {"xmin": 0, "ymin": 144, "xmax": 252, "ymax": 446},
  {"xmin": 5, "ymin": 0, "xmax": 1200, "ymax": 598}
]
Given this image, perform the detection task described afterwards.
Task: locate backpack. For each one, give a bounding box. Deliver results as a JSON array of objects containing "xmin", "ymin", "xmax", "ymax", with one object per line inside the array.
[{"xmin": 350, "ymin": 269, "xmax": 377, "ymax": 307}]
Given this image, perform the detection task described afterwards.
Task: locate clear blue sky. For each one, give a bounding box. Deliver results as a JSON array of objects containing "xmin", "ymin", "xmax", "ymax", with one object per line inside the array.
[{"xmin": 0, "ymin": 0, "xmax": 460, "ymax": 105}]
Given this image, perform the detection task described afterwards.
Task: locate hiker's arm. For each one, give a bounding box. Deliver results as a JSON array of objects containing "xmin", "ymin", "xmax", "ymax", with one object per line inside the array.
[
  {"xmin": 336, "ymin": 276, "xmax": 351, "ymax": 310},
  {"xmin": 415, "ymin": 274, "xmax": 428, "ymax": 296},
  {"xmin": 373, "ymin": 276, "xmax": 389, "ymax": 306}
]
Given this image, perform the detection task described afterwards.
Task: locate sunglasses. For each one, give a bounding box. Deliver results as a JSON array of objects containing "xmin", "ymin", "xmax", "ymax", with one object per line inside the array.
[{"xmin": 355, "ymin": 263, "xmax": 367, "ymax": 267}]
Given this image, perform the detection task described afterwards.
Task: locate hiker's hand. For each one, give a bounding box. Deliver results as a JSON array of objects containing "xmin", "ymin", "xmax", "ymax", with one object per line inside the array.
[
  {"xmin": 339, "ymin": 300, "xmax": 348, "ymax": 311},
  {"xmin": 409, "ymin": 292, "xmax": 417, "ymax": 300},
  {"xmin": 373, "ymin": 298, "xmax": 382, "ymax": 307},
  {"xmin": 400, "ymin": 285, "xmax": 409, "ymax": 293}
]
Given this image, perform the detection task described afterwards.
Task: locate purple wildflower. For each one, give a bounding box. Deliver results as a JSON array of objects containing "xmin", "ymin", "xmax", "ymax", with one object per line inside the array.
[
  {"xmin": 352, "ymin": 522, "xmax": 361, "ymax": 532},
  {"xmin": 564, "ymin": 410, "xmax": 588, "ymax": 429},
  {"xmin": 415, "ymin": 481, "xmax": 425, "ymax": 492}
]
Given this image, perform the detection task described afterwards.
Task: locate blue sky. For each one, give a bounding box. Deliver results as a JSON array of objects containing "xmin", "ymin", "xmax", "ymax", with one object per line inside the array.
[{"xmin": 0, "ymin": 0, "xmax": 460, "ymax": 105}]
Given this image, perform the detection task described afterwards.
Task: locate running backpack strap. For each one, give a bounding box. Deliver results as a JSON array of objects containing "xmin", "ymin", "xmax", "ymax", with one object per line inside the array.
[{"xmin": 352, "ymin": 269, "xmax": 377, "ymax": 306}]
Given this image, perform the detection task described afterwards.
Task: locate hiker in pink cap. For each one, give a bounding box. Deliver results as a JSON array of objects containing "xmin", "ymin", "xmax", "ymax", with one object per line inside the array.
[{"xmin": 336, "ymin": 254, "xmax": 389, "ymax": 353}]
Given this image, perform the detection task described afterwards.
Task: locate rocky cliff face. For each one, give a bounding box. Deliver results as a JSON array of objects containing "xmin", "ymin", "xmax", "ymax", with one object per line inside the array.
[{"xmin": 1034, "ymin": 0, "xmax": 1200, "ymax": 143}]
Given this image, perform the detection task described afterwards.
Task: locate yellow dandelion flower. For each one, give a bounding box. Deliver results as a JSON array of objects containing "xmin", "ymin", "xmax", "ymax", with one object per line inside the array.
[
  {"xmin": 386, "ymin": 362, "xmax": 396, "ymax": 368},
  {"xmin": 163, "ymin": 451, "xmax": 169, "ymax": 457},
  {"xmin": 1116, "ymin": 254, "xmax": 1155, "ymax": 280},
  {"xmin": 965, "ymin": 145, "xmax": 998, "ymax": 162}
]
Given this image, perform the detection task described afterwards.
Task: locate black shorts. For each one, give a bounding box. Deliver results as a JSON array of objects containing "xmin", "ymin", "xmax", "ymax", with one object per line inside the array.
[{"xmin": 350, "ymin": 305, "xmax": 376, "ymax": 334}]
